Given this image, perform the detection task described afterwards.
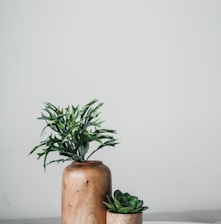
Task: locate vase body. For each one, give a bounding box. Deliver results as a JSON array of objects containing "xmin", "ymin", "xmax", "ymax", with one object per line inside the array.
[
  {"xmin": 62, "ymin": 160, "xmax": 111, "ymax": 224},
  {"xmin": 106, "ymin": 211, "xmax": 142, "ymax": 224}
]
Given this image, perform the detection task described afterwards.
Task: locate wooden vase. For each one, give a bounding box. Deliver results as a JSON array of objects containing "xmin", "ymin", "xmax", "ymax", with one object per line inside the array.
[
  {"xmin": 62, "ymin": 160, "xmax": 111, "ymax": 224},
  {"xmin": 106, "ymin": 211, "xmax": 143, "ymax": 224}
]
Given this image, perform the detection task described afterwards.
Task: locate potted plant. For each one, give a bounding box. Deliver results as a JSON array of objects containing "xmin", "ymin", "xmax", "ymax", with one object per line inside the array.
[
  {"xmin": 30, "ymin": 99, "xmax": 118, "ymax": 224},
  {"xmin": 103, "ymin": 189, "xmax": 148, "ymax": 224}
]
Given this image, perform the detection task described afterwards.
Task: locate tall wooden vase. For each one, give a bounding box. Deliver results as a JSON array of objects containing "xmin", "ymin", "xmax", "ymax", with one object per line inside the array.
[{"xmin": 62, "ymin": 160, "xmax": 111, "ymax": 224}]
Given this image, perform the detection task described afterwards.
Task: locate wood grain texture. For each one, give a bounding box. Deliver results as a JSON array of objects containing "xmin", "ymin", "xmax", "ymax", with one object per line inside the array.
[
  {"xmin": 106, "ymin": 211, "xmax": 142, "ymax": 224},
  {"xmin": 62, "ymin": 161, "xmax": 111, "ymax": 224}
]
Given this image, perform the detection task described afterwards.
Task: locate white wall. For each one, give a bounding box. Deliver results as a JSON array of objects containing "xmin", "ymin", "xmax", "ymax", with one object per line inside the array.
[{"xmin": 1, "ymin": 0, "xmax": 221, "ymax": 219}]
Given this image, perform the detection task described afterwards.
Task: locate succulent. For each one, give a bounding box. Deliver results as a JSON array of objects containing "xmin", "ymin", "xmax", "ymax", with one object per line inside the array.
[
  {"xmin": 103, "ymin": 190, "xmax": 148, "ymax": 214},
  {"xmin": 29, "ymin": 99, "xmax": 118, "ymax": 168}
]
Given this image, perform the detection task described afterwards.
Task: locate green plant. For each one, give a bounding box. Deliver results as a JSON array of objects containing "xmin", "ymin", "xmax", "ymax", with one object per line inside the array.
[
  {"xmin": 103, "ymin": 189, "xmax": 148, "ymax": 214},
  {"xmin": 30, "ymin": 99, "xmax": 118, "ymax": 168}
]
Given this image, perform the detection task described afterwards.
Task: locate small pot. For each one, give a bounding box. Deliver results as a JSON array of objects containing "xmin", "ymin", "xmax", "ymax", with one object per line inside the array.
[{"xmin": 106, "ymin": 210, "xmax": 142, "ymax": 224}]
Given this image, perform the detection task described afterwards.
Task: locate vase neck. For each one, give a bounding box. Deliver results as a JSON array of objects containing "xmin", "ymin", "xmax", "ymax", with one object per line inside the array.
[{"xmin": 71, "ymin": 160, "xmax": 102, "ymax": 166}]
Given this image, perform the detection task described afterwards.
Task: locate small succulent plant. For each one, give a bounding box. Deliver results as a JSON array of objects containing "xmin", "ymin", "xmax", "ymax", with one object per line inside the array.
[
  {"xmin": 103, "ymin": 190, "xmax": 148, "ymax": 214},
  {"xmin": 29, "ymin": 99, "xmax": 118, "ymax": 168}
]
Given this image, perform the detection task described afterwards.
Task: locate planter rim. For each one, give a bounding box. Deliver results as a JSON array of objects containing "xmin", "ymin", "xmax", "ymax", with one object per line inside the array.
[{"xmin": 106, "ymin": 210, "xmax": 143, "ymax": 215}]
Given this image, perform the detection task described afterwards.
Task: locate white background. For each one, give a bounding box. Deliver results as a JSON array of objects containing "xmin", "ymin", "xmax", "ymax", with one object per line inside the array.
[{"xmin": 1, "ymin": 0, "xmax": 221, "ymax": 219}]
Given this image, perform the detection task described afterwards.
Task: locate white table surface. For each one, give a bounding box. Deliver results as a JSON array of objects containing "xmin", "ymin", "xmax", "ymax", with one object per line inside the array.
[
  {"xmin": 0, "ymin": 220, "xmax": 210, "ymax": 224},
  {"xmin": 143, "ymin": 222, "xmax": 209, "ymax": 224}
]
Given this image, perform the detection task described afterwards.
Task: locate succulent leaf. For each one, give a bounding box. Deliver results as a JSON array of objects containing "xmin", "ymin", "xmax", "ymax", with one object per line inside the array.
[{"xmin": 118, "ymin": 207, "xmax": 135, "ymax": 214}]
